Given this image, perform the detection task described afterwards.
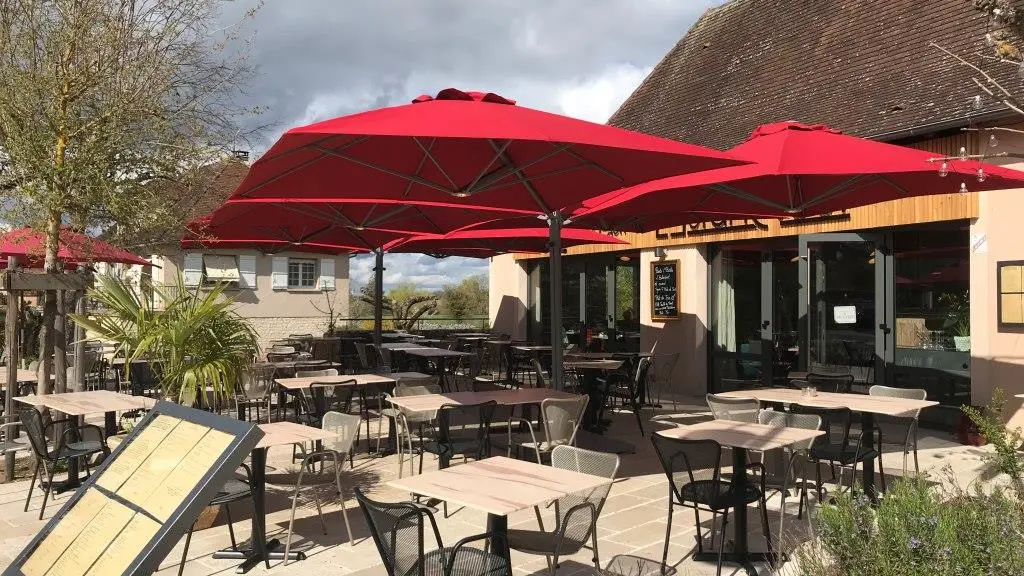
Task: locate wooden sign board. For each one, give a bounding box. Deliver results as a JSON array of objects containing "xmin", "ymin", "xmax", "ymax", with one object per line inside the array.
[
  {"xmin": 651, "ymin": 260, "xmax": 681, "ymax": 321},
  {"xmin": 4, "ymin": 401, "xmax": 262, "ymax": 576}
]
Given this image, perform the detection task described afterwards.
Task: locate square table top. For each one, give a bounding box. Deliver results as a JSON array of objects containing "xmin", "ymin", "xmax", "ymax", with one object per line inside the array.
[
  {"xmin": 391, "ymin": 371, "xmax": 434, "ymax": 381},
  {"xmin": 485, "ymin": 340, "xmax": 513, "ymax": 345},
  {"xmin": 380, "ymin": 342, "xmax": 424, "ymax": 350},
  {"xmin": 388, "ymin": 456, "xmax": 610, "ymax": 516},
  {"xmin": 387, "ymin": 388, "xmax": 581, "ymax": 412},
  {"xmin": 15, "ymin": 390, "xmax": 155, "ymax": 416},
  {"xmin": 257, "ymin": 421, "xmax": 337, "ymax": 449},
  {"xmin": 402, "ymin": 347, "xmax": 474, "ymax": 358},
  {"xmin": 512, "ymin": 345, "xmax": 551, "ymax": 352},
  {"xmin": 0, "ymin": 369, "xmax": 44, "ymax": 386},
  {"xmin": 452, "ymin": 333, "xmax": 490, "ymax": 338},
  {"xmin": 656, "ymin": 420, "xmax": 824, "ymax": 452},
  {"xmin": 564, "ymin": 359, "xmax": 624, "ymax": 371},
  {"xmin": 381, "ymin": 333, "xmax": 423, "ymax": 340},
  {"xmin": 721, "ymin": 387, "xmax": 938, "ymax": 417},
  {"xmin": 274, "ymin": 373, "xmax": 396, "ymax": 390}
]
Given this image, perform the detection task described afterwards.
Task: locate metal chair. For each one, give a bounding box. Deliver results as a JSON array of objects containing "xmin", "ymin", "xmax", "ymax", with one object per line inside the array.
[
  {"xmin": 266, "ymin": 412, "xmax": 359, "ymax": 564},
  {"xmin": 650, "ymin": 352, "xmax": 680, "ymax": 410},
  {"xmin": 806, "ymin": 372, "xmax": 855, "ymax": 394},
  {"xmin": 790, "ymin": 404, "xmax": 880, "ymax": 499},
  {"xmin": 757, "ymin": 409, "xmax": 820, "ymax": 558},
  {"xmin": 507, "ymin": 445, "xmax": 619, "ymax": 574},
  {"xmin": 20, "ymin": 407, "xmax": 109, "ymax": 519},
  {"xmin": 497, "ymin": 396, "xmax": 588, "ymax": 464},
  {"xmin": 869, "ymin": 384, "xmax": 926, "ymax": 489},
  {"xmin": 267, "ymin": 345, "xmax": 298, "ymax": 363},
  {"xmin": 419, "ymin": 401, "xmax": 497, "ymax": 473},
  {"xmin": 178, "ymin": 464, "xmax": 253, "ymax": 575},
  {"xmin": 606, "ymin": 357, "xmax": 652, "ymax": 435},
  {"xmin": 650, "ymin": 434, "xmax": 771, "ymax": 576},
  {"xmin": 380, "ymin": 380, "xmax": 440, "ymax": 477},
  {"xmin": 354, "ymin": 487, "xmax": 510, "ymax": 576},
  {"xmin": 705, "ymin": 393, "xmax": 760, "ymax": 423},
  {"xmin": 235, "ymin": 364, "xmax": 274, "ymax": 423}
]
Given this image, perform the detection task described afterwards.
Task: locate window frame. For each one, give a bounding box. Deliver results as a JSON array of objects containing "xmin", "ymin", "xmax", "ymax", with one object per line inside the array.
[{"xmin": 287, "ymin": 258, "xmax": 318, "ymax": 289}]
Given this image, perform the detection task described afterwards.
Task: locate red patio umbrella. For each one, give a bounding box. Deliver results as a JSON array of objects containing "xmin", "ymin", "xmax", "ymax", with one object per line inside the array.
[
  {"xmin": 384, "ymin": 227, "xmax": 627, "ymax": 257},
  {"xmin": 571, "ymin": 121, "xmax": 1024, "ymax": 232},
  {"xmin": 0, "ymin": 227, "xmax": 150, "ymax": 268},
  {"xmin": 207, "ymin": 88, "xmax": 742, "ymax": 386}
]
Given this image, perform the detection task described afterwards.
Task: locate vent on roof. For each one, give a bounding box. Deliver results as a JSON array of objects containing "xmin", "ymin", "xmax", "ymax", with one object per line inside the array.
[
  {"xmin": 890, "ymin": 105, "xmax": 905, "ymax": 112},
  {"xmin": 231, "ymin": 150, "xmax": 249, "ymax": 162}
]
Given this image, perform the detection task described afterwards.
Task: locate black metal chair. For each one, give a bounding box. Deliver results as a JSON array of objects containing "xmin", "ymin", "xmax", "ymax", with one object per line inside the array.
[
  {"xmin": 178, "ymin": 464, "xmax": 253, "ymax": 575},
  {"xmin": 805, "ymin": 372, "xmax": 855, "ymax": 393},
  {"xmin": 355, "ymin": 487, "xmax": 509, "ymax": 576},
  {"xmin": 419, "ymin": 401, "xmax": 497, "ymax": 473},
  {"xmin": 790, "ymin": 404, "xmax": 880, "ymax": 501},
  {"xmin": 650, "ymin": 434, "xmax": 771, "ymax": 576},
  {"xmin": 20, "ymin": 407, "xmax": 109, "ymax": 519},
  {"xmin": 605, "ymin": 357, "xmax": 652, "ymax": 436}
]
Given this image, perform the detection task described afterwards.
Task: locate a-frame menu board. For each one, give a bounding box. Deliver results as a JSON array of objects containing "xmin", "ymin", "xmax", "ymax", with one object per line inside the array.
[{"xmin": 5, "ymin": 401, "xmax": 262, "ymax": 576}]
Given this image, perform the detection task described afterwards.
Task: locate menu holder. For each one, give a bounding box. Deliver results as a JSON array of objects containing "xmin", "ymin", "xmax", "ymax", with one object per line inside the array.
[
  {"xmin": 5, "ymin": 401, "xmax": 262, "ymax": 576},
  {"xmin": 651, "ymin": 260, "xmax": 681, "ymax": 320}
]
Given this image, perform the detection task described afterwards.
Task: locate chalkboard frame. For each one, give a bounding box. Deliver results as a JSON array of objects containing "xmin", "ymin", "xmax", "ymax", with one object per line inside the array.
[{"xmin": 650, "ymin": 259, "xmax": 681, "ymax": 321}]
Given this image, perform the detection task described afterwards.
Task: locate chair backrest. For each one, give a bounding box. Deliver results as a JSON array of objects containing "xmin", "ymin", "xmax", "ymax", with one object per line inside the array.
[
  {"xmin": 18, "ymin": 408, "xmax": 50, "ymax": 459},
  {"xmin": 629, "ymin": 357, "xmax": 652, "ymax": 402},
  {"xmin": 650, "ymin": 433, "xmax": 722, "ymax": 504},
  {"xmin": 548, "ymin": 445, "xmax": 619, "ymax": 552},
  {"xmin": 322, "ymin": 411, "xmax": 361, "ymax": 458},
  {"xmin": 310, "ymin": 380, "xmax": 355, "ymax": 416},
  {"xmin": 705, "ymin": 393, "xmax": 760, "ymax": 423},
  {"xmin": 354, "ymin": 487, "xmax": 438, "ymax": 576},
  {"xmin": 354, "ymin": 342, "xmax": 370, "ymax": 369},
  {"xmin": 757, "ymin": 409, "xmax": 821, "ymax": 452},
  {"xmin": 790, "ymin": 404, "xmax": 854, "ymax": 451},
  {"xmin": 366, "ymin": 344, "xmax": 386, "ymax": 369},
  {"xmin": 296, "ymin": 368, "xmax": 339, "ymax": 378},
  {"xmin": 311, "ymin": 338, "xmax": 342, "ymax": 362},
  {"xmin": 539, "ymin": 396, "xmax": 589, "ymax": 448},
  {"xmin": 807, "ymin": 372, "xmax": 855, "ymax": 393},
  {"xmin": 380, "ymin": 347, "xmax": 394, "ymax": 370},
  {"xmin": 240, "ymin": 364, "xmax": 274, "ymax": 400},
  {"xmin": 869, "ymin": 385, "xmax": 927, "ymax": 419},
  {"xmin": 530, "ymin": 358, "xmax": 549, "ymax": 389},
  {"xmin": 435, "ymin": 401, "xmax": 497, "ymax": 459},
  {"xmin": 395, "ymin": 383, "xmax": 442, "ymax": 421}
]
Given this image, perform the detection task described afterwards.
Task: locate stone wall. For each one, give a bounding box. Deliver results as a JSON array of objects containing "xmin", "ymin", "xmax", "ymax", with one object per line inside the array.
[{"xmin": 248, "ymin": 317, "xmax": 326, "ymax": 352}]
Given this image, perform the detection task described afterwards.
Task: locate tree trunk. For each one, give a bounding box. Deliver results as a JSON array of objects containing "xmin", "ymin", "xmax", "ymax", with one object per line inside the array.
[{"xmin": 37, "ymin": 210, "xmax": 61, "ymax": 396}]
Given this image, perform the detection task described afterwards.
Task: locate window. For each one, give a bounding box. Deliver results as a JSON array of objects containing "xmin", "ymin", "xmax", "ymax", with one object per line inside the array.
[
  {"xmin": 288, "ymin": 258, "xmax": 317, "ymax": 289},
  {"xmin": 202, "ymin": 254, "xmax": 240, "ymax": 284}
]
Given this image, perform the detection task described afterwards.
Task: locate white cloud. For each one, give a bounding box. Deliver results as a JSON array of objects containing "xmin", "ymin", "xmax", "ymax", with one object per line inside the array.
[{"xmin": 349, "ymin": 253, "xmax": 489, "ymax": 292}]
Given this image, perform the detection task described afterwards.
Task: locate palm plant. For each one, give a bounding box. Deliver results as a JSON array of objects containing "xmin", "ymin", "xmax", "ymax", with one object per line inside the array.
[{"xmin": 72, "ymin": 273, "xmax": 259, "ymax": 406}]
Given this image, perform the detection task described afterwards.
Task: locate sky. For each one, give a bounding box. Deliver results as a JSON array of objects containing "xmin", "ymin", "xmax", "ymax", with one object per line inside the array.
[{"xmin": 221, "ymin": 0, "xmax": 721, "ymax": 292}]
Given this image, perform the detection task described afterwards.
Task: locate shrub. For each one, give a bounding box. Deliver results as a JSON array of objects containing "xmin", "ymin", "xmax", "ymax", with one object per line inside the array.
[{"xmin": 797, "ymin": 477, "xmax": 1024, "ymax": 575}]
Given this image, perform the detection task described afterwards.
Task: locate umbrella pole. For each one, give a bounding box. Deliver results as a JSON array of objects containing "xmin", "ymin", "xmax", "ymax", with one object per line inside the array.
[
  {"xmin": 548, "ymin": 215, "xmax": 564, "ymax": 390},
  {"xmin": 373, "ymin": 248, "xmax": 384, "ymax": 347}
]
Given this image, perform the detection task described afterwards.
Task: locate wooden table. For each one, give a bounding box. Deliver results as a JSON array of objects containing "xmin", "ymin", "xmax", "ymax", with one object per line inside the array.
[
  {"xmin": 402, "ymin": 347, "xmax": 474, "ymax": 390},
  {"xmin": 721, "ymin": 387, "xmax": 937, "ymax": 500},
  {"xmin": 658, "ymin": 420, "xmax": 823, "ymax": 572},
  {"xmin": 0, "ymin": 369, "xmax": 42, "ymax": 386},
  {"xmin": 391, "ymin": 371, "xmax": 434, "ymax": 381},
  {"xmin": 16, "ymin": 391, "xmax": 155, "ymax": 490},
  {"xmin": 274, "ymin": 373, "xmax": 396, "ymax": 391},
  {"xmin": 564, "ymin": 359, "xmax": 624, "ymax": 432},
  {"xmin": 389, "ymin": 456, "xmax": 609, "ymax": 562},
  {"xmin": 513, "ymin": 345, "xmax": 551, "ymax": 353},
  {"xmin": 381, "ymin": 332, "xmax": 423, "ymax": 340},
  {"xmin": 380, "ymin": 342, "xmax": 424, "ymax": 350},
  {"xmin": 214, "ymin": 422, "xmax": 337, "ymax": 572},
  {"xmin": 451, "ymin": 332, "xmax": 490, "ymax": 338},
  {"xmin": 386, "ymin": 388, "xmax": 581, "ymax": 412}
]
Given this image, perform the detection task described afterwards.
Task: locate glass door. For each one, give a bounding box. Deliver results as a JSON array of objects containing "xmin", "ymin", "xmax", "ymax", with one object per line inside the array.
[{"xmin": 798, "ymin": 233, "xmax": 892, "ymax": 387}]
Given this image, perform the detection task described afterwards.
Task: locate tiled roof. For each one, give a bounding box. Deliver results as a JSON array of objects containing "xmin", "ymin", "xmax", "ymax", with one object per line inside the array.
[{"xmin": 609, "ymin": 0, "xmax": 1018, "ymax": 149}]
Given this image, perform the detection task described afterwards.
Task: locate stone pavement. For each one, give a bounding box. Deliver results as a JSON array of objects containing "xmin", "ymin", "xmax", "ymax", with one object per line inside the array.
[{"xmin": 0, "ymin": 397, "xmax": 989, "ymax": 576}]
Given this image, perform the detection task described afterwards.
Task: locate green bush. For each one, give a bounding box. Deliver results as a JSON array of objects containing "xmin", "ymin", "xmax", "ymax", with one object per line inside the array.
[{"xmin": 797, "ymin": 478, "xmax": 1024, "ymax": 575}]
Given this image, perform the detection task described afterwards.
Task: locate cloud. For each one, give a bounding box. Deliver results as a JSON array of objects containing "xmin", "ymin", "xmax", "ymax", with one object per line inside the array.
[{"xmin": 349, "ymin": 253, "xmax": 488, "ymax": 292}]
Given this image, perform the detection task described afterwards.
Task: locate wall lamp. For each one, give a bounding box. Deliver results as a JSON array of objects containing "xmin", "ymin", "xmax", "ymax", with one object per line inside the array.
[{"xmin": 653, "ymin": 247, "xmax": 667, "ymax": 258}]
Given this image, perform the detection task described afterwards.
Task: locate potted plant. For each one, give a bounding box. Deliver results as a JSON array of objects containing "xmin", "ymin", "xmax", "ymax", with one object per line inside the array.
[{"xmin": 940, "ymin": 290, "xmax": 970, "ymax": 352}]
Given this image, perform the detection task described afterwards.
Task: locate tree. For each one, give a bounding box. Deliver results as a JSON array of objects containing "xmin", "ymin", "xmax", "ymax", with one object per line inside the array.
[
  {"xmin": 0, "ymin": 0, "xmax": 261, "ymax": 393},
  {"xmin": 360, "ymin": 272, "xmax": 438, "ymax": 331},
  {"xmin": 439, "ymin": 274, "xmax": 488, "ymax": 320}
]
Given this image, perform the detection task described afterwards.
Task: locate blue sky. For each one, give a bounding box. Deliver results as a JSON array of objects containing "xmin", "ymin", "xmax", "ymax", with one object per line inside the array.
[{"xmin": 223, "ymin": 1, "xmax": 721, "ymax": 291}]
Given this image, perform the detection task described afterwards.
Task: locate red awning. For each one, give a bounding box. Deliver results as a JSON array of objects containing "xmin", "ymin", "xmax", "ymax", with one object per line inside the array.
[
  {"xmin": 384, "ymin": 226, "xmax": 626, "ymax": 258},
  {"xmin": 0, "ymin": 227, "xmax": 150, "ymax": 267}
]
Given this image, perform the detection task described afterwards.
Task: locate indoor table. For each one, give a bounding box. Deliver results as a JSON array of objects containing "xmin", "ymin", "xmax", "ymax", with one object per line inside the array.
[
  {"xmin": 657, "ymin": 420, "xmax": 823, "ymax": 574},
  {"xmin": 213, "ymin": 421, "xmax": 337, "ymax": 573},
  {"xmin": 388, "ymin": 456, "xmax": 609, "ymax": 564},
  {"xmin": 722, "ymin": 387, "xmax": 937, "ymax": 500}
]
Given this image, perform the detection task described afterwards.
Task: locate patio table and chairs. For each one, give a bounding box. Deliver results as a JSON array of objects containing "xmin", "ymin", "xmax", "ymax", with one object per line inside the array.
[
  {"xmin": 401, "ymin": 346, "xmax": 475, "ymax": 391},
  {"xmin": 493, "ymin": 396, "xmax": 589, "ymax": 464},
  {"xmin": 177, "ymin": 463, "xmax": 254, "ymax": 575},
  {"xmin": 563, "ymin": 358, "xmax": 624, "ymax": 433}
]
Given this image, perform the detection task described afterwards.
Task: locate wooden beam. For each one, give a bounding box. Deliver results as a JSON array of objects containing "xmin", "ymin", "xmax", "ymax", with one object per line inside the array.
[{"xmin": 4, "ymin": 257, "xmax": 18, "ymax": 482}]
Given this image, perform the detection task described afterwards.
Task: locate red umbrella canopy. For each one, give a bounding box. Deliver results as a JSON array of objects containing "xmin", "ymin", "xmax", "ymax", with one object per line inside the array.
[
  {"xmin": 0, "ymin": 227, "xmax": 150, "ymax": 267},
  {"xmin": 186, "ymin": 197, "xmax": 538, "ymax": 252},
  {"xmin": 226, "ymin": 88, "xmax": 742, "ymax": 217},
  {"xmin": 384, "ymin": 227, "xmax": 627, "ymax": 258},
  {"xmin": 570, "ymin": 121, "xmax": 1024, "ymax": 232}
]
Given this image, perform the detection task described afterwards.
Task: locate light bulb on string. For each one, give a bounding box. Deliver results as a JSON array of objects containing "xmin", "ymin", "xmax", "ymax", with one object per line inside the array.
[
  {"xmin": 939, "ymin": 161, "xmax": 949, "ymax": 177},
  {"xmin": 960, "ymin": 182, "xmax": 969, "ymax": 194},
  {"xmin": 977, "ymin": 168, "xmax": 987, "ymax": 183},
  {"xmin": 959, "ymin": 146, "xmax": 969, "ymax": 161},
  {"xmin": 990, "ymin": 133, "xmax": 999, "ymax": 148},
  {"xmin": 973, "ymin": 95, "xmax": 983, "ymax": 110}
]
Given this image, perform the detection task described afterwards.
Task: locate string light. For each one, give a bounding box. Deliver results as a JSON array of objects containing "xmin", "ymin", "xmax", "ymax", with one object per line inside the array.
[
  {"xmin": 959, "ymin": 146, "xmax": 969, "ymax": 161},
  {"xmin": 960, "ymin": 182, "xmax": 969, "ymax": 194},
  {"xmin": 973, "ymin": 95, "xmax": 983, "ymax": 110},
  {"xmin": 990, "ymin": 133, "xmax": 999, "ymax": 148},
  {"xmin": 939, "ymin": 161, "xmax": 949, "ymax": 177},
  {"xmin": 977, "ymin": 168, "xmax": 987, "ymax": 183}
]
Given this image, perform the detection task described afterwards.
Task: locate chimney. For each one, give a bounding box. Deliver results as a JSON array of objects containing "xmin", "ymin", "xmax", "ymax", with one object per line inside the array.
[{"xmin": 231, "ymin": 150, "xmax": 250, "ymax": 162}]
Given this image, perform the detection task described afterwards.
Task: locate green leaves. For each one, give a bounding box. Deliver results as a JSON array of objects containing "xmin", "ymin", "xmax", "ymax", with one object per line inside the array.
[{"xmin": 71, "ymin": 273, "xmax": 258, "ymax": 406}]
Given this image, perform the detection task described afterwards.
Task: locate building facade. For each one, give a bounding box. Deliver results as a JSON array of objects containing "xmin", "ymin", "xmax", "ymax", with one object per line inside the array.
[{"xmin": 489, "ymin": 0, "xmax": 1024, "ymax": 428}]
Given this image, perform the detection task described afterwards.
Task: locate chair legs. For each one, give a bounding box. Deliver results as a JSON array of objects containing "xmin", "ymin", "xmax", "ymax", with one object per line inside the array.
[{"xmin": 24, "ymin": 460, "xmax": 40, "ymax": 513}]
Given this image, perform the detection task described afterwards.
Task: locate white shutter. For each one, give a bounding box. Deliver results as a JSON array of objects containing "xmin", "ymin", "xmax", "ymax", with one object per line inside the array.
[
  {"xmin": 319, "ymin": 258, "xmax": 336, "ymax": 291},
  {"xmin": 271, "ymin": 256, "xmax": 289, "ymax": 290},
  {"xmin": 183, "ymin": 253, "xmax": 203, "ymax": 287},
  {"xmin": 238, "ymin": 255, "xmax": 257, "ymax": 289}
]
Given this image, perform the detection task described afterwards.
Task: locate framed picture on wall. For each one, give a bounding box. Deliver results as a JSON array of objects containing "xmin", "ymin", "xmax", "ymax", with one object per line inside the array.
[{"xmin": 998, "ymin": 260, "xmax": 1024, "ymax": 328}]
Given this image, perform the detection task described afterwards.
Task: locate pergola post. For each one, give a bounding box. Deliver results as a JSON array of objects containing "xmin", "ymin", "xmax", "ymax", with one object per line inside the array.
[
  {"xmin": 4, "ymin": 257, "xmax": 19, "ymax": 482},
  {"xmin": 54, "ymin": 290, "xmax": 67, "ymax": 394},
  {"xmin": 548, "ymin": 214, "xmax": 564, "ymax": 390}
]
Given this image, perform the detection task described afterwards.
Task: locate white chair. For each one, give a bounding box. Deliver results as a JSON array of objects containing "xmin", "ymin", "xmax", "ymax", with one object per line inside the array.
[
  {"xmin": 499, "ymin": 396, "xmax": 588, "ymax": 464},
  {"xmin": 391, "ymin": 383, "xmax": 442, "ymax": 478},
  {"xmin": 758, "ymin": 409, "xmax": 820, "ymax": 556}
]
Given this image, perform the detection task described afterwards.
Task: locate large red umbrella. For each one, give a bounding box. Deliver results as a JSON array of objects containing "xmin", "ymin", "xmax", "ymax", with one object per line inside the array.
[
  {"xmin": 571, "ymin": 121, "xmax": 1024, "ymax": 232},
  {"xmin": 384, "ymin": 227, "xmax": 627, "ymax": 257},
  {"xmin": 0, "ymin": 227, "xmax": 150, "ymax": 268},
  {"xmin": 207, "ymin": 88, "xmax": 743, "ymax": 385}
]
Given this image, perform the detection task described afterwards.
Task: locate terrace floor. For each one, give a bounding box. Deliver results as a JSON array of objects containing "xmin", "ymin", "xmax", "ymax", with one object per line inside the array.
[{"xmin": 0, "ymin": 396, "xmax": 992, "ymax": 576}]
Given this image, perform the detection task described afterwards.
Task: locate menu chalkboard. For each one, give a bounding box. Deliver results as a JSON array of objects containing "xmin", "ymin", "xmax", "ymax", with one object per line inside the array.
[{"xmin": 651, "ymin": 260, "xmax": 680, "ymax": 320}]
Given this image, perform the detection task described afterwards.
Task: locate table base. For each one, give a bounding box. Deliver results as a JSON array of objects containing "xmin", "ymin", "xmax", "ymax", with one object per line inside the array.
[
  {"xmin": 213, "ymin": 538, "xmax": 305, "ymax": 573},
  {"xmin": 692, "ymin": 551, "xmax": 783, "ymax": 575}
]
